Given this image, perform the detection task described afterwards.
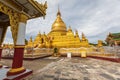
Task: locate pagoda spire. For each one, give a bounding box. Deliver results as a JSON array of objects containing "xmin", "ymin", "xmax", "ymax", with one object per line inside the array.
[
  {"xmin": 57, "ymin": 5, "xmax": 61, "ymax": 16},
  {"xmin": 38, "ymin": 31, "xmax": 41, "ymax": 34},
  {"xmin": 29, "ymin": 36, "xmax": 33, "ymax": 42},
  {"xmin": 37, "ymin": 31, "xmax": 41, "ymax": 37},
  {"xmin": 44, "ymin": 32, "xmax": 45, "ymax": 34},
  {"xmin": 69, "ymin": 26, "xmax": 71, "ymax": 29},
  {"xmin": 82, "ymin": 32, "xmax": 85, "ymax": 38},
  {"xmin": 68, "ymin": 26, "xmax": 72, "ymax": 32},
  {"xmin": 75, "ymin": 30, "xmax": 79, "ymax": 37}
]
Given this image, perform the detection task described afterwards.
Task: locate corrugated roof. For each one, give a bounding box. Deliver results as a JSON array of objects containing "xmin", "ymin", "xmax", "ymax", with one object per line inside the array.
[{"xmin": 0, "ymin": 0, "xmax": 47, "ymax": 18}]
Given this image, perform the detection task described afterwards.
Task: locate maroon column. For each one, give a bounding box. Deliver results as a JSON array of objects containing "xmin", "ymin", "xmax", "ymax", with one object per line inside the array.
[
  {"xmin": 0, "ymin": 47, "xmax": 2, "ymax": 60},
  {"xmin": 12, "ymin": 47, "xmax": 24, "ymax": 68},
  {"xmin": 7, "ymin": 45, "xmax": 26, "ymax": 76},
  {"xmin": 0, "ymin": 47, "xmax": 2, "ymax": 68}
]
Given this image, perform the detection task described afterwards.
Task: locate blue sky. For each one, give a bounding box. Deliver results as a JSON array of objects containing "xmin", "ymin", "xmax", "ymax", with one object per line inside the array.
[{"xmin": 4, "ymin": 0, "xmax": 120, "ymax": 44}]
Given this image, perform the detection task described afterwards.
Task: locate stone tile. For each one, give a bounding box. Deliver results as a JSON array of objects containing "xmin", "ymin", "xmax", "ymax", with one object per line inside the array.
[
  {"xmin": 2, "ymin": 57, "xmax": 120, "ymax": 80},
  {"xmin": 100, "ymin": 73, "xmax": 115, "ymax": 80},
  {"xmin": 117, "ymin": 78, "xmax": 120, "ymax": 80},
  {"xmin": 84, "ymin": 77, "xmax": 90, "ymax": 80},
  {"xmin": 115, "ymin": 72, "xmax": 120, "ymax": 75}
]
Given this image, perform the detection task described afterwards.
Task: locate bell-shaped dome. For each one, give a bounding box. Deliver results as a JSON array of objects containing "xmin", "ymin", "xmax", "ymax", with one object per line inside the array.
[{"xmin": 51, "ymin": 8, "xmax": 67, "ymax": 32}]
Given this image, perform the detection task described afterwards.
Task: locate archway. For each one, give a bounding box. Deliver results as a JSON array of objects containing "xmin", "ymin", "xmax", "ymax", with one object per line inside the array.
[
  {"xmin": 0, "ymin": 12, "xmax": 10, "ymax": 59},
  {"xmin": 2, "ymin": 26, "xmax": 14, "ymax": 59},
  {"xmin": 0, "ymin": 12, "xmax": 10, "ymax": 45}
]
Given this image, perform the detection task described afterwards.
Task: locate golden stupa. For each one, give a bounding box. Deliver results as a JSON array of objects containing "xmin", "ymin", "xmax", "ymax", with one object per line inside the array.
[{"xmin": 26, "ymin": 8, "xmax": 89, "ymax": 48}]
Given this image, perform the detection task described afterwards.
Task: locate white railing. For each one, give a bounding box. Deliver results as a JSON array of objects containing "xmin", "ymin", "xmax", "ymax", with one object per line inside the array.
[
  {"xmin": 103, "ymin": 46, "xmax": 120, "ymax": 58},
  {"xmin": 2, "ymin": 48, "xmax": 14, "ymax": 57},
  {"xmin": 24, "ymin": 48, "xmax": 53, "ymax": 55},
  {"xmin": 1, "ymin": 46, "xmax": 120, "ymax": 58}
]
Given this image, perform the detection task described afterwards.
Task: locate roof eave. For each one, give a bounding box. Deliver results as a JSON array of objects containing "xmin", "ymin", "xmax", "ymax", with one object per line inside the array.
[{"xmin": 28, "ymin": 0, "xmax": 47, "ymax": 18}]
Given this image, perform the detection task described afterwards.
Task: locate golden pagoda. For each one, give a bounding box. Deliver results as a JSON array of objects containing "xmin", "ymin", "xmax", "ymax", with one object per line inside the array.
[
  {"xmin": 27, "ymin": 8, "xmax": 89, "ymax": 48},
  {"xmin": 97, "ymin": 40, "xmax": 103, "ymax": 47}
]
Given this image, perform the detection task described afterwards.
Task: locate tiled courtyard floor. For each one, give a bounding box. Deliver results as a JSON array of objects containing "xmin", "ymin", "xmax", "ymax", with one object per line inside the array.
[
  {"xmin": 27, "ymin": 57, "xmax": 120, "ymax": 80},
  {"xmin": 0, "ymin": 57, "xmax": 120, "ymax": 80}
]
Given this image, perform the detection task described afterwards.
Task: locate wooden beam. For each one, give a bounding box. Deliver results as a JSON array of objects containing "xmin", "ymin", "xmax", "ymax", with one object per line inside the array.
[
  {"xmin": 0, "ymin": 21, "xmax": 10, "ymax": 27},
  {"xmin": 0, "ymin": 0, "xmax": 22, "ymax": 12}
]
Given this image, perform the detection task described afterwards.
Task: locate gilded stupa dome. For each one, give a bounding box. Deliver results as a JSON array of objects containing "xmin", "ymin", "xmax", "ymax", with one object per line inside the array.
[{"xmin": 51, "ymin": 8, "xmax": 67, "ymax": 32}]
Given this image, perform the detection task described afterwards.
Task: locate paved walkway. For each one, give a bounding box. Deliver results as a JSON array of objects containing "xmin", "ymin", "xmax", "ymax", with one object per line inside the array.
[
  {"xmin": 27, "ymin": 57, "xmax": 120, "ymax": 80},
  {"xmin": 1, "ymin": 57, "xmax": 120, "ymax": 80}
]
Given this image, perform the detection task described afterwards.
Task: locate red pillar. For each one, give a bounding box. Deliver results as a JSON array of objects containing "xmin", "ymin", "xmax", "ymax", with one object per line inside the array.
[
  {"xmin": 0, "ymin": 47, "xmax": 2, "ymax": 68},
  {"xmin": 7, "ymin": 45, "xmax": 26, "ymax": 76},
  {"xmin": 0, "ymin": 47, "xmax": 2, "ymax": 60}
]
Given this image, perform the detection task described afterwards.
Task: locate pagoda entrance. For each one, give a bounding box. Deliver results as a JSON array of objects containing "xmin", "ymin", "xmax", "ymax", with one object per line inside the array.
[{"xmin": 0, "ymin": 2, "xmax": 27, "ymax": 76}]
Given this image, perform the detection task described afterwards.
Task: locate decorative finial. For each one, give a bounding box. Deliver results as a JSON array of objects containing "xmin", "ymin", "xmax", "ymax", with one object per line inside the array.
[
  {"xmin": 68, "ymin": 26, "xmax": 72, "ymax": 32},
  {"xmin": 38, "ymin": 31, "xmax": 41, "ymax": 36},
  {"xmin": 44, "ymin": 1, "xmax": 47, "ymax": 8},
  {"xmin": 57, "ymin": 5, "xmax": 61, "ymax": 16},
  {"xmin": 75, "ymin": 30, "xmax": 79, "ymax": 37},
  {"xmin": 109, "ymin": 32, "xmax": 111, "ymax": 35},
  {"xmin": 30, "ymin": 36, "xmax": 33, "ymax": 42},
  {"xmin": 75, "ymin": 30, "xmax": 78, "ymax": 33},
  {"xmin": 38, "ymin": 31, "xmax": 40, "ymax": 34},
  {"xmin": 44, "ymin": 32, "xmax": 45, "ymax": 34},
  {"xmin": 82, "ymin": 32, "xmax": 85, "ymax": 38},
  {"xmin": 30, "ymin": 36, "xmax": 32, "ymax": 39},
  {"xmin": 69, "ymin": 26, "xmax": 71, "ymax": 28},
  {"xmin": 76, "ymin": 29, "xmax": 78, "ymax": 32},
  {"xmin": 82, "ymin": 32, "xmax": 84, "ymax": 36}
]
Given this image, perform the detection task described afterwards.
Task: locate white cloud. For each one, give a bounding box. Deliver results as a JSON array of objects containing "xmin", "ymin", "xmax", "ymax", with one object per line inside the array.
[
  {"xmin": 3, "ymin": 27, "xmax": 13, "ymax": 44},
  {"xmin": 77, "ymin": 0, "xmax": 120, "ymax": 41},
  {"xmin": 4, "ymin": 0, "xmax": 120, "ymax": 44}
]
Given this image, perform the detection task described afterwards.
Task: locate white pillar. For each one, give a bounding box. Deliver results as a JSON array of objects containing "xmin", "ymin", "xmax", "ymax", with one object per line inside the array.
[
  {"xmin": 7, "ymin": 22, "xmax": 26, "ymax": 76},
  {"xmin": 67, "ymin": 52, "xmax": 71, "ymax": 58},
  {"xmin": 16, "ymin": 22, "xmax": 26, "ymax": 45}
]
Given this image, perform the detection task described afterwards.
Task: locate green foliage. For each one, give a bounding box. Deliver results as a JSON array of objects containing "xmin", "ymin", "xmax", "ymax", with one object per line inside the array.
[
  {"xmin": 112, "ymin": 33, "xmax": 120, "ymax": 39},
  {"xmin": 89, "ymin": 43, "xmax": 97, "ymax": 46},
  {"xmin": 102, "ymin": 42, "xmax": 107, "ymax": 46},
  {"xmin": 54, "ymin": 47, "xmax": 58, "ymax": 53},
  {"xmin": 25, "ymin": 39, "xmax": 28, "ymax": 45}
]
